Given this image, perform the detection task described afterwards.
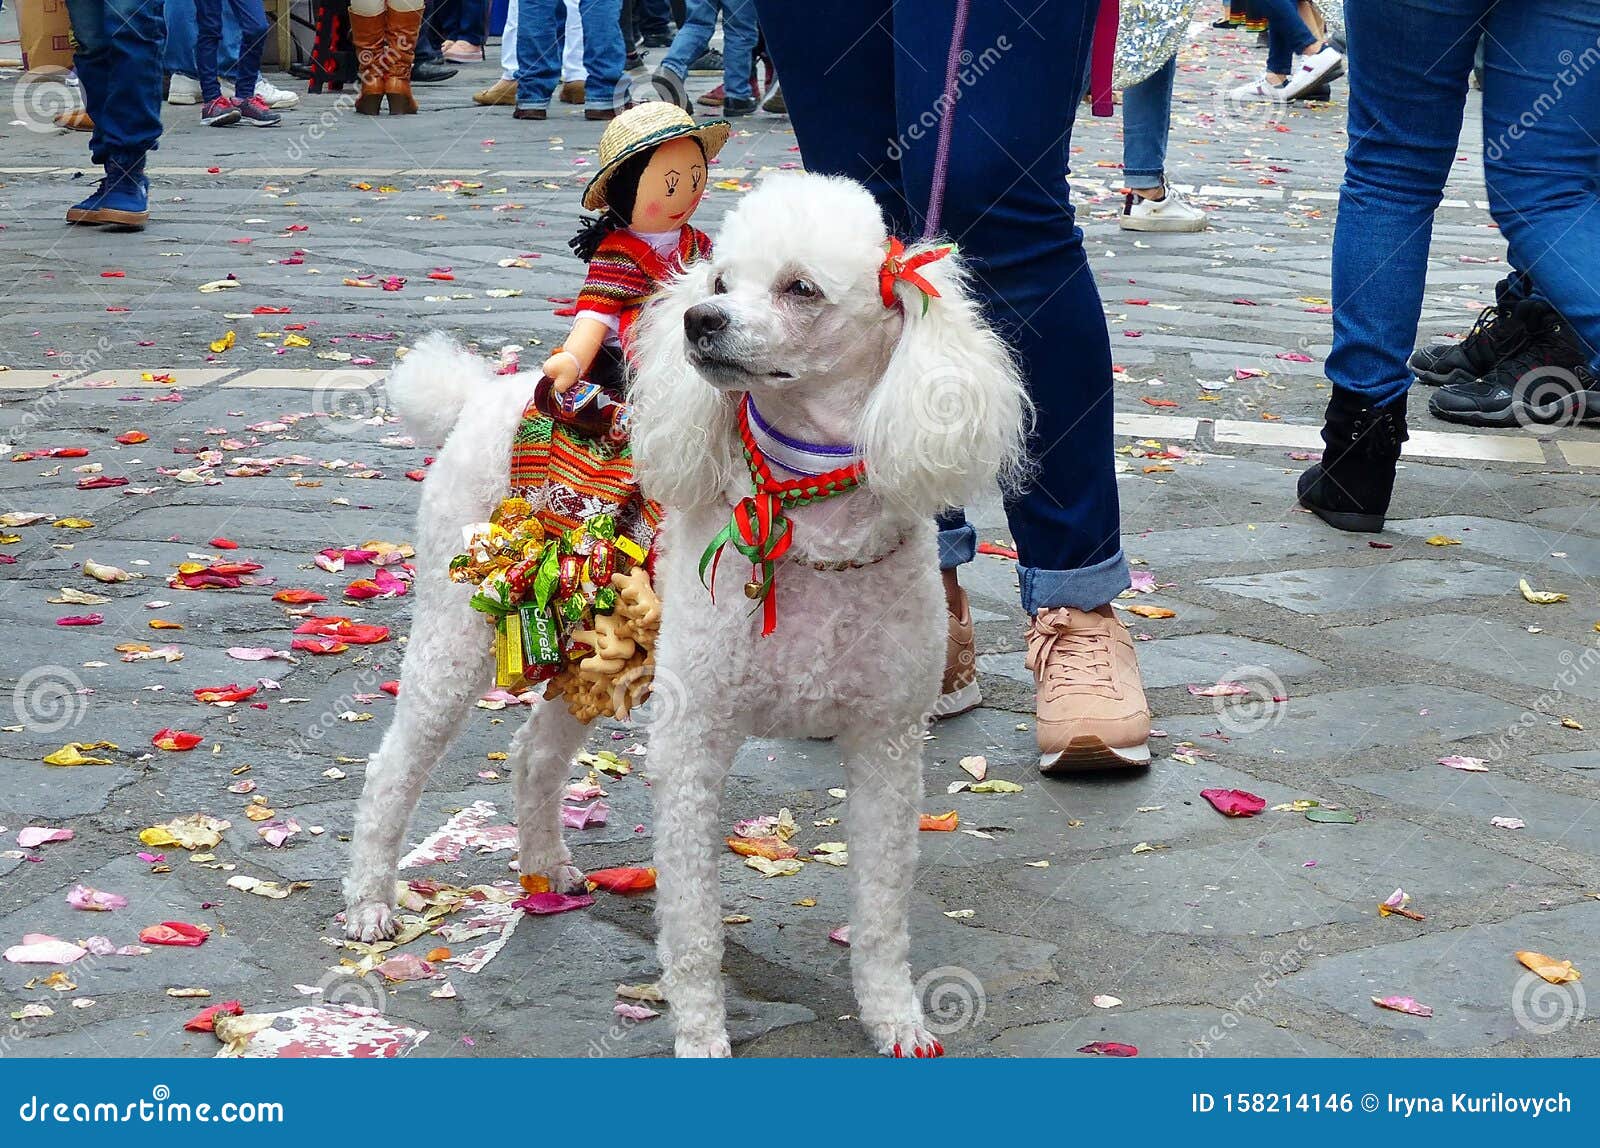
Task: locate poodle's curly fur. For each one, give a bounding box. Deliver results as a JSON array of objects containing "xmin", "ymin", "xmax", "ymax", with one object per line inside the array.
[{"xmin": 342, "ymin": 173, "xmax": 1027, "ymax": 1057}]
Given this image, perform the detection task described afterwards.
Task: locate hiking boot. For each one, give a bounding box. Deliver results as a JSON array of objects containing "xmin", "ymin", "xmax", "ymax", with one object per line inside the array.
[
  {"xmin": 1429, "ymin": 306, "xmax": 1594, "ymax": 428},
  {"xmin": 936, "ymin": 588, "xmax": 981, "ymax": 719},
  {"xmin": 1296, "ymin": 387, "xmax": 1408, "ymax": 532},
  {"xmin": 1410, "ymin": 279, "xmax": 1534, "ymax": 386},
  {"xmin": 1027, "ymin": 606, "xmax": 1151, "ymax": 771}
]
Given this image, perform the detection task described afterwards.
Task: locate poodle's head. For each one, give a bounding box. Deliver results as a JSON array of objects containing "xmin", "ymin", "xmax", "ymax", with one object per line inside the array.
[{"xmin": 632, "ymin": 172, "xmax": 1029, "ymax": 517}]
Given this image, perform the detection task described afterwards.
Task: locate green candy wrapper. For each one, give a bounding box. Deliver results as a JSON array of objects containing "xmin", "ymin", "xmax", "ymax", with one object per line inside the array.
[
  {"xmin": 592, "ymin": 586, "xmax": 619, "ymax": 614},
  {"xmin": 469, "ymin": 572, "xmax": 516, "ymax": 616},
  {"xmin": 520, "ymin": 602, "xmax": 563, "ymax": 666},
  {"xmin": 586, "ymin": 513, "xmax": 617, "ymax": 541},
  {"xmin": 559, "ymin": 593, "xmax": 589, "ymax": 625},
  {"xmin": 532, "ymin": 542, "xmax": 561, "ymax": 608}
]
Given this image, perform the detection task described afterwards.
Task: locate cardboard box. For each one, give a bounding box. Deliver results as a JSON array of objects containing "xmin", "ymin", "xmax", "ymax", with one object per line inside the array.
[{"xmin": 17, "ymin": 0, "xmax": 76, "ymax": 74}]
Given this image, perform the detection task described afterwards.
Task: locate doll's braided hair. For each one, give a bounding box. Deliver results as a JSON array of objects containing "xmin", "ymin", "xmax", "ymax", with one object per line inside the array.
[{"xmin": 570, "ymin": 136, "xmax": 708, "ymax": 262}]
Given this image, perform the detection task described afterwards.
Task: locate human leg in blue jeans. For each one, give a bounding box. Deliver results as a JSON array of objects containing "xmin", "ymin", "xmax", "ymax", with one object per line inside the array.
[
  {"xmin": 658, "ymin": 0, "xmax": 716, "ymax": 90},
  {"xmin": 64, "ymin": 0, "xmax": 166, "ymax": 228},
  {"xmin": 759, "ymin": 0, "xmax": 1151, "ymax": 768},
  {"xmin": 518, "ymin": 0, "xmax": 623, "ymax": 114},
  {"xmin": 1300, "ymin": 0, "xmax": 1600, "ymax": 532},
  {"xmin": 1119, "ymin": 55, "xmax": 1207, "ymax": 232},
  {"xmin": 197, "ymin": 0, "xmax": 268, "ymax": 103},
  {"xmin": 1230, "ymin": 0, "xmax": 1339, "ymax": 99},
  {"xmin": 165, "ymin": 0, "xmax": 239, "ymax": 83}
]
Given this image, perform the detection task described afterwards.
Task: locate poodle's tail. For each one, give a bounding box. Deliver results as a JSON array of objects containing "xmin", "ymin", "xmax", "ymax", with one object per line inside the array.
[{"xmin": 386, "ymin": 333, "xmax": 494, "ymax": 446}]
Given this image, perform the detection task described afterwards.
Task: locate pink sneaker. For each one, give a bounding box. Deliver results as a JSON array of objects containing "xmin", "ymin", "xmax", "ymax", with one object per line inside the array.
[{"xmin": 1026, "ymin": 606, "xmax": 1151, "ymax": 770}]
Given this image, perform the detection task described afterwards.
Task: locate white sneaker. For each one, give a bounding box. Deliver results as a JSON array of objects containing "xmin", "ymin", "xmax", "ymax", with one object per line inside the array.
[
  {"xmin": 245, "ymin": 76, "xmax": 300, "ymax": 108},
  {"xmin": 1119, "ymin": 182, "xmax": 1207, "ymax": 233},
  {"xmin": 1282, "ymin": 46, "xmax": 1343, "ymax": 99},
  {"xmin": 168, "ymin": 74, "xmax": 202, "ymax": 105},
  {"xmin": 1229, "ymin": 73, "xmax": 1288, "ymax": 102}
]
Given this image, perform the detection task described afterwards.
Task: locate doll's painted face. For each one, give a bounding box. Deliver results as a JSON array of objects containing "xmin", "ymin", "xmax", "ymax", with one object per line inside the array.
[{"xmin": 627, "ymin": 136, "xmax": 707, "ymax": 232}]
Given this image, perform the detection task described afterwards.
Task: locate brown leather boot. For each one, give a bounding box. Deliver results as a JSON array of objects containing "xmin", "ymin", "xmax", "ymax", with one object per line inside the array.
[
  {"xmin": 384, "ymin": 7, "xmax": 422, "ymax": 114},
  {"xmin": 349, "ymin": 10, "xmax": 388, "ymax": 115}
]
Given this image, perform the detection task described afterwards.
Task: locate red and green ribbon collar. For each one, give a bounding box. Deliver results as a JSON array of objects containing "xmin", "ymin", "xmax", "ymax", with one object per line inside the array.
[{"xmin": 699, "ymin": 396, "xmax": 866, "ymax": 635}]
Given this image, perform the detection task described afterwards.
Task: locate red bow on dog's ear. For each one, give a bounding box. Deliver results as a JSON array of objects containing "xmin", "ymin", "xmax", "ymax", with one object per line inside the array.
[{"xmin": 878, "ymin": 236, "xmax": 957, "ymax": 313}]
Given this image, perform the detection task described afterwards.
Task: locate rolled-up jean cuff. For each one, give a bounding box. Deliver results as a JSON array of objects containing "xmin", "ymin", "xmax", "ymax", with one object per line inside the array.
[
  {"xmin": 1018, "ymin": 549, "xmax": 1130, "ymax": 615},
  {"xmin": 937, "ymin": 521, "xmax": 977, "ymax": 570},
  {"xmin": 1122, "ymin": 168, "xmax": 1163, "ymax": 189}
]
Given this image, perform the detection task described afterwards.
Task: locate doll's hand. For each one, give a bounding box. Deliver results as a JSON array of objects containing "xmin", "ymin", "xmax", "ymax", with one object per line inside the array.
[{"xmin": 542, "ymin": 350, "xmax": 582, "ymax": 393}]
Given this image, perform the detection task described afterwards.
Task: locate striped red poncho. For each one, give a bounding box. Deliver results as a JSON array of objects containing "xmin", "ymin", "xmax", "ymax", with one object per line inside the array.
[{"xmin": 574, "ymin": 224, "xmax": 713, "ymax": 349}]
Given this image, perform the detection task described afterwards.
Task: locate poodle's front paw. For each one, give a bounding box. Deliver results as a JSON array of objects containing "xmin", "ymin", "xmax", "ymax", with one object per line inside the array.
[
  {"xmin": 343, "ymin": 900, "xmax": 398, "ymax": 942},
  {"xmin": 674, "ymin": 1032, "xmax": 733, "ymax": 1058},
  {"xmin": 868, "ymin": 1020, "xmax": 945, "ymax": 1058},
  {"xmin": 511, "ymin": 855, "xmax": 588, "ymax": 895}
]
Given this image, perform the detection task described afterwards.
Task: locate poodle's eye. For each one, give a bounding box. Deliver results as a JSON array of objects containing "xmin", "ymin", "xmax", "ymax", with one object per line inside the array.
[
  {"xmin": 712, "ymin": 274, "xmax": 728, "ymax": 295},
  {"xmin": 784, "ymin": 278, "xmax": 820, "ymax": 299}
]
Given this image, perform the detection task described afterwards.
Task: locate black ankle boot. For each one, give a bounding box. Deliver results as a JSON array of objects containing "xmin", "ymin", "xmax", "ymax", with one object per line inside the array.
[{"xmin": 1296, "ymin": 388, "xmax": 1409, "ymax": 533}]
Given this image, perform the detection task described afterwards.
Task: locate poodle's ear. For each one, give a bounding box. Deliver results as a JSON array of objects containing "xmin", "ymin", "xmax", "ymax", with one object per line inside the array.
[
  {"xmin": 629, "ymin": 260, "xmax": 739, "ymax": 508},
  {"xmin": 855, "ymin": 244, "xmax": 1031, "ymax": 518}
]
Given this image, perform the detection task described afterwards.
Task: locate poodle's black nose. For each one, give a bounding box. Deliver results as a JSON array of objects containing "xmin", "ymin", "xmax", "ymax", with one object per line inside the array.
[{"xmin": 684, "ymin": 303, "xmax": 730, "ymax": 345}]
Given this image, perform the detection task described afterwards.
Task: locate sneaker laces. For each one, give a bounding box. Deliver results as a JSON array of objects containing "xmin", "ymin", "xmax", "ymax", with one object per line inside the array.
[{"xmin": 1027, "ymin": 611, "xmax": 1117, "ymax": 700}]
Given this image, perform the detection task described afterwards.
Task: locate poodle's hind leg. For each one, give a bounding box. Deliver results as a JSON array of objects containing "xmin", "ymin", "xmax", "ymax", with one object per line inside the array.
[
  {"xmin": 652, "ymin": 714, "xmax": 740, "ymax": 1057},
  {"xmin": 342, "ymin": 587, "xmax": 490, "ymax": 941},
  {"xmin": 842, "ymin": 723, "xmax": 944, "ymax": 1058},
  {"xmin": 510, "ymin": 702, "xmax": 589, "ymax": 895}
]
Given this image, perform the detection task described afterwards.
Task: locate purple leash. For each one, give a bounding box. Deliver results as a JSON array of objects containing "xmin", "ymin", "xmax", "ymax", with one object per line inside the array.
[{"xmin": 920, "ymin": 0, "xmax": 970, "ymax": 241}]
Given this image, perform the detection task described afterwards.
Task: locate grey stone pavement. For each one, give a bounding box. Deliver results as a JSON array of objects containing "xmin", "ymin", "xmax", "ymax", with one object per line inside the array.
[{"xmin": 0, "ymin": 22, "xmax": 1597, "ymax": 1059}]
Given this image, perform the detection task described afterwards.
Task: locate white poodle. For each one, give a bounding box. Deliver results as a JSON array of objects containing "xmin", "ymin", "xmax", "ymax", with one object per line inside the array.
[{"xmin": 342, "ymin": 172, "xmax": 1028, "ymax": 1059}]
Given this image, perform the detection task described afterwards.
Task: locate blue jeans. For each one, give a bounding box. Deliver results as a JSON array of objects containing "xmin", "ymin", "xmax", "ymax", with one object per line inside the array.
[
  {"xmin": 1122, "ymin": 55, "xmax": 1175, "ymax": 189},
  {"xmin": 439, "ymin": 0, "xmax": 488, "ymax": 43},
  {"xmin": 662, "ymin": 0, "xmax": 759, "ymax": 102},
  {"xmin": 1328, "ymin": 0, "xmax": 1600, "ymax": 406},
  {"xmin": 166, "ymin": 0, "xmax": 239, "ymax": 80},
  {"xmin": 759, "ymin": 0, "xmax": 1129, "ymax": 613},
  {"xmin": 196, "ymin": 0, "xmax": 268, "ymax": 102},
  {"xmin": 517, "ymin": 0, "xmax": 624, "ymax": 110},
  {"xmin": 1256, "ymin": 0, "xmax": 1316, "ymax": 74},
  {"xmin": 638, "ymin": 0, "xmax": 671, "ymax": 36},
  {"xmin": 65, "ymin": 0, "xmax": 167, "ymax": 167}
]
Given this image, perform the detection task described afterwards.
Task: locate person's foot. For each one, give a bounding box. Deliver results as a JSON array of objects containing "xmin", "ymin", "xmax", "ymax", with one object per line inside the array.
[
  {"xmin": 474, "ymin": 77, "xmax": 517, "ymax": 105},
  {"xmin": 412, "ymin": 58, "xmax": 459, "ymax": 82},
  {"xmin": 1289, "ymin": 81, "xmax": 1333, "ymax": 102},
  {"xmin": 762, "ymin": 83, "xmax": 786, "ymax": 115},
  {"xmin": 1027, "ymin": 606, "xmax": 1151, "ymax": 770},
  {"xmin": 65, "ymin": 177, "xmax": 110, "ymax": 225},
  {"xmin": 1281, "ymin": 45, "xmax": 1343, "ymax": 99},
  {"xmin": 689, "ymin": 48, "xmax": 723, "ymax": 75},
  {"xmin": 251, "ymin": 76, "xmax": 300, "ymax": 108},
  {"xmin": 697, "ymin": 82, "xmax": 726, "ymax": 107},
  {"xmin": 648, "ymin": 69, "xmax": 692, "ymax": 111},
  {"xmin": 721, "ymin": 95, "xmax": 758, "ymax": 116},
  {"xmin": 1212, "ymin": 14, "xmax": 1242, "ymax": 27},
  {"xmin": 1429, "ymin": 306, "xmax": 1594, "ymax": 428},
  {"xmin": 1229, "ymin": 73, "xmax": 1288, "ymax": 102},
  {"xmin": 642, "ymin": 31, "xmax": 673, "ymax": 48},
  {"xmin": 233, "ymin": 94, "xmax": 282, "ymax": 126},
  {"xmin": 168, "ymin": 73, "xmax": 202, "ymax": 105},
  {"xmin": 1410, "ymin": 289, "xmax": 1533, "ymax": 387},
  {"xmin": 1119, "ymin": 182, "xmax": 1207, "ymax": 232},
  {"xmin": 53, "ymin": 109, "xmax": 93, "ymax": 131},
  {"xmin": 558, "ymin": 79, "xmax": 586, "ymax": 104},
  {"xmin": 443, "ymin": 41, "xmax": 484, "ymax": 63},
  {"xmin": 1296, "ymin": 388, "xmax": 1408, "ymax": 532},
  {"xmin": 200, "ymin": 95, "xmax": 242, "ymax": 126},
  {"xmin": 584, "ymin": 106, "xmax": 620, "ymax": 120},
  {"xmin": 86, "ymin": 161, "xmax": 150, "ymax": 229},
  {"xmin": 937, "ymin": 588, "xmax": 982, "ymax": 718},
  {"xmin": 625, "ymin": 51, "xmax": 646, "ymax": 71},
  {"xmin": 512, "ymin": 105, "xmax": 548, "ymax": 120}
]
